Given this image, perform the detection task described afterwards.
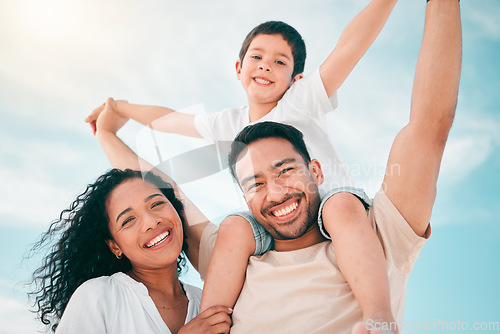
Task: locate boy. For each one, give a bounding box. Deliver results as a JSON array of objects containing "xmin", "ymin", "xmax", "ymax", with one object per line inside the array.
[{"xmin": 87, "ymin": 0, "xmax": 399, "ymax": 326}]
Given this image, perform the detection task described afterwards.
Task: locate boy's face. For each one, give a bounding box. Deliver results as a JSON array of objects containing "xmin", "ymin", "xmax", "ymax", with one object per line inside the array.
[{"xmin": 236, "ymin": 34, "xmax": 303, "ymax": 106}]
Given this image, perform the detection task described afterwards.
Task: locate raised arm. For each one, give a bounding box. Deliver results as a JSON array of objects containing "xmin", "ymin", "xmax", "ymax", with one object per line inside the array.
[
  {"xmin": 86, "ymin": 98, "xmax": 202, "ymax": 138},
  {"xmin": 320, "ymin": 0, "xmax": 398, "ymax": 97},
  {"xmin": 94, "ymin": 105, "xmax": 210, "ymax": 269},
  {"xmin": 383, "ymin": 0, "xmax": 462, "ymax": 237}
]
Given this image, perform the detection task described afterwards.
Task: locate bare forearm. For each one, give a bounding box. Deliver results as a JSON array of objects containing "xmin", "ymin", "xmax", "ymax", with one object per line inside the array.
[
  {"xmin": 411, "ymin": 0, "xmax": 462, "ymax": 125},
  {"xmin": 96, "ymin": 130, "xmax": 152, "ymax": 171},
  {"xmin": 320, "ymin": 0, "xmax": 398, "ymax": 96},
  {"xmin": 115, "ymin": 101, "xmax": 201, "ymax": 138}
]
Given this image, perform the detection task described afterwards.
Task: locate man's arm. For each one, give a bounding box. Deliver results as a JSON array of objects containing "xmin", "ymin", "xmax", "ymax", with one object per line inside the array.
[
  {"xmin": 383, "ymin": 0, "xmax": 462, "ymax": 237},
  {"xmin": 86, "ymin": 98, "xmax": 202, "ymax": 138},
  {"xmin": 94, "ymin": 106, "xmax": 210, "ymax": 269},
  {"xmin": 320, "ymin": 0, "xmax": 398, "ymax": 97}
]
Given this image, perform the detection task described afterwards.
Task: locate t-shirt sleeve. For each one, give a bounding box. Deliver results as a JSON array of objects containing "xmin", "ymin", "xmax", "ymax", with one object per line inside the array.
[
  {"xmin": 193, "ymin": 108, "xmax": 245, "ymax": 143},
  {"xmin": 280, "ymin": 68, "xmax": 339, "ymax": 120},
  {"xmin": 194, "ymin": 112, "xmax": 215, "ymax": 143},
  {"xmin": 55, "ymin": 280, "xmax": 108, "ymax": 333},
  {"xmin": 370, "ymin": 191, "xmax": 430, "ymax": 274}
]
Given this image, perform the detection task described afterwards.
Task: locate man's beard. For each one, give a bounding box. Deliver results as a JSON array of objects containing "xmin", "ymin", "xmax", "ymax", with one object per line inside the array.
[{"xmin": 262, "ymin": 190, "xmax": 321, "ymax": 241}]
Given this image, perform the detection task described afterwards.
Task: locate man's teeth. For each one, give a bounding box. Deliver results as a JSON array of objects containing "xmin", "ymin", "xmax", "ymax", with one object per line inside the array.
[
  {"xmin": 272, "ymin": 202, "xmax": 298, "ymax": 217},
  {"xmin": 255, "ymin": 78, "xmax": 271, "ymax": 85},
  {"xmin": 146, "ymin": 231, "xmax": 170, "ymax": 248}
]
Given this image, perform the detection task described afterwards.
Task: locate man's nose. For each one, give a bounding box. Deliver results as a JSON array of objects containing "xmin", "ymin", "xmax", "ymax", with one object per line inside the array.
[{"xmin": 265, "ymin": 179, "xmax": 285, "ymax": 202}]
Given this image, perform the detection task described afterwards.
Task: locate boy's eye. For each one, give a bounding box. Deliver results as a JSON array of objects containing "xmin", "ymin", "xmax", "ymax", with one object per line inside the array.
[
  {"xmin": 251, "ymin": 55, "xmax": 261, "ymax": 60},
  {"xmin": 276, "ymin": 60, "xmax": 286, "ymax": 65}
]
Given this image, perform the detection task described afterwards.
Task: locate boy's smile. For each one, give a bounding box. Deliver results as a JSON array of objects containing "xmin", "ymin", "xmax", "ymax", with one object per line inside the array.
[{"xmin": 236, "ymin": 34, "xmax": 302, "ymax": 110}]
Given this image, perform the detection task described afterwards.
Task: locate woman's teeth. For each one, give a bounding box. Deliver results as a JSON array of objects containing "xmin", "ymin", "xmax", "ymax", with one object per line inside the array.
[{"xmin": 145, "ymin": 230, "xmax": 170, "ymax": 248}]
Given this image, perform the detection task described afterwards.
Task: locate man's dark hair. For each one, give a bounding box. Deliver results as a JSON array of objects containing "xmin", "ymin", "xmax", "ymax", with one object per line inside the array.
[
  {"xmin": 239, "ymin": 21, "xmax": 306, "ymax": 78},
  {"xmin": 228, "ymin": 121, "xmax": 311, "ymax": 181}
]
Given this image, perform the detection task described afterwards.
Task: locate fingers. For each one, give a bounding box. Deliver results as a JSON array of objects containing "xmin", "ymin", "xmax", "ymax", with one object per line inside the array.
[
  {"xmin": 198, "ymin": 305, "xmax": 233, "ymax": 319},
  {"xmin": 181, "ymin": 306, "xmax": 232, "ymax": 334},
  {"xmin": 90, "ymin": 120, "xmax": 97, "ymax": 135}
]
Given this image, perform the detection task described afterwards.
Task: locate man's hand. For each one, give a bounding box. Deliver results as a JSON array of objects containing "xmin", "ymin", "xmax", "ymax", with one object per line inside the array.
[{"xmin": 178, "ymin": 306, "xmax": 232, "ymax": 334}]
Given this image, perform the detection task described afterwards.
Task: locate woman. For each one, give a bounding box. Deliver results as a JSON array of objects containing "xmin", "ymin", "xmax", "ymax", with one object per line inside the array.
[{"xmin": 29, "ymin": 169, "xmax": 231, "ymax": 333}]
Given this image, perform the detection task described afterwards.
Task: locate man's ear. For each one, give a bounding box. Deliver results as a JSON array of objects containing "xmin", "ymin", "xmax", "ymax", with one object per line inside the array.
[
  {"xmin": 235, "ymin": 59, "xmax": 242, "ymax": 80},
  {"xmin": 309, "ymin": 159, "xmax": 324, "ymax": 186},
  {"xmin": 290, "ymin": 73, "xmax": 304, "ymax": 86},
  {"xmin": 106, "ymin": 240, "xmax": 123, "ymax": 259}
]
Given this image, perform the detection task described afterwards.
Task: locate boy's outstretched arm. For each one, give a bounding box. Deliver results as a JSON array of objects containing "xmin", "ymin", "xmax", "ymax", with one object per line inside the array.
[
  {"xmin": 93, "ymin": 105, "xmax": 209, "ymax": 270},
  {"xmin": 320, "ymin": 0, "xmax": 398, "ymax": 97},
  {"xmin": 86, "ymin": 98, "xmax": 202, "ymax": 138}
]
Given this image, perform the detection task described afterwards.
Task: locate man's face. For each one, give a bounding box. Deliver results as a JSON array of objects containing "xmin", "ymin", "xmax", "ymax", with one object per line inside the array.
[
  {"xmin": 235, "ymin": 137, "xmax": 323, "ymax": 245},
  {"xmin": 236, "ymin": 34, "xmax": 302, "ymax": 106}
]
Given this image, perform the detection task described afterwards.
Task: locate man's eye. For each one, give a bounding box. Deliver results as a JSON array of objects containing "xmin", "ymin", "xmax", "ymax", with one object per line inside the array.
[
  {"xmin": 248, "ymin": 182, "xmax": 262, "ymax": 191},
  {"xmin": 278, "ymin": 168, "xmax": 292, "ymax": 176}
]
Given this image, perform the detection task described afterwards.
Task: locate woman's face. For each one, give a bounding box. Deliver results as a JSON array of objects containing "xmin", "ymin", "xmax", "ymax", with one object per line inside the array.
[{"xmin": 105, "ymin": 178, "xmax": 184, "ymax": 271}]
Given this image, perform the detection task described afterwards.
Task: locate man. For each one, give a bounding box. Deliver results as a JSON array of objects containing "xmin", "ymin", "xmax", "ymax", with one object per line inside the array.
[{"xmin": 93, "ymin": 0, "xmax": 461, "ymax": 332}]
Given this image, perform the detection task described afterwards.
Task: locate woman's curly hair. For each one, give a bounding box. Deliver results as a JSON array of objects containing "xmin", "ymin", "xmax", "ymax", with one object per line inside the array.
[{"xmin": 28, "ymin": 169, "xmax": 188, "ymax": 332}]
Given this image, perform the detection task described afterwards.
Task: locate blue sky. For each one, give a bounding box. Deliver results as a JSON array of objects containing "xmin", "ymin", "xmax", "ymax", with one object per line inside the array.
[{"xmin": 1, "ymin": 0, "xmax": 499, "ymax": 333}]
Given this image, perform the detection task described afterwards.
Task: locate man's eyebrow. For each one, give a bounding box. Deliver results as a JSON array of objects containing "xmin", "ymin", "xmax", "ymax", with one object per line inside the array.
[
  {"xmin": 240, "ymin": 173, "xmax": 261, "ymax": 188},
  {"xmin": 115, "ymin": 193, "xmax": 163, "ymax": 223},
  {"xmin": 272, "ymin": 158, "xmax": 296, "ymax": 169}
]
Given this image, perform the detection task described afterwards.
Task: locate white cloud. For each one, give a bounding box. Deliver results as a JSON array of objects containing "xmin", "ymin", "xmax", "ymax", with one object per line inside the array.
[
  {"xmin": 0, "ymin": 168, "xmax": 74, "ymax": 227},
  {"xmin": 0, "ymin": 293, "xmax": 42, "ymax": 334}
]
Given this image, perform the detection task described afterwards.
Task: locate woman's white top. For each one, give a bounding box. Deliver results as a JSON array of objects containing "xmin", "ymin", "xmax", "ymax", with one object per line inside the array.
[{"xmin": 56, "ymin": 272, "xmax": 201, "ymax": 334}]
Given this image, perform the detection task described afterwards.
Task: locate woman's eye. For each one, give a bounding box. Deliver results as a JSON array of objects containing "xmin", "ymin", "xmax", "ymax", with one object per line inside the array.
[
  {"xmin": 151, "ymin": 201, "xmax": 165, "ymax": 209},
  {"xmin": 122, "ymin": 217, "xmax": 135, "ymax": 227}
]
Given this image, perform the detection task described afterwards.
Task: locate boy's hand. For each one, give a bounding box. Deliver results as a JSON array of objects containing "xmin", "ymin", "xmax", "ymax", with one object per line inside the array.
[
  {"xmin": 92, "ymin": 98, "xmax": 129, "ymax": 135},
  {"xmin": 178, "ymin": 306, "xmax": 232, "ymax": 334},
  {"xmin": 85, "ymin": 98, "xmax": 126, "ymax": 135}
]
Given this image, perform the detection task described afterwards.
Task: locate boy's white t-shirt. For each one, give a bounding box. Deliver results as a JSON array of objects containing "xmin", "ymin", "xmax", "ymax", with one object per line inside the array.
[{"xmin": 194, "ymin": 68, "xmax": 355, "ymax": 192}]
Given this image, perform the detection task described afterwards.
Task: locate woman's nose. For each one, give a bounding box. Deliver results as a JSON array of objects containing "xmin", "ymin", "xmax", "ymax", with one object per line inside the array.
[{"xmin": 143, "ymin": 214, "xmax": 161, "ymax": 232}]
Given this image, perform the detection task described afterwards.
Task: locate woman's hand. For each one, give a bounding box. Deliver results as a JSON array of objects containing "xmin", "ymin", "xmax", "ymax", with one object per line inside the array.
[
  {"xmin": 178, "ymin": 306, "xmax": 232, "ymax": 334},
  {"xmin": 85, "ymin": 98, "xmax": 128, "ymax": 135}
]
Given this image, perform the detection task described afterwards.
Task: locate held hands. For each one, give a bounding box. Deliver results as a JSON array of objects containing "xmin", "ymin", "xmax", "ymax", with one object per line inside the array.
[
  {"xmin": 85, "ymin": 98, "xmax": 128, "ymax": 135},
  {"xmin": 178, "ymin": 306, "xmax": 232, "ymax": 334}
]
